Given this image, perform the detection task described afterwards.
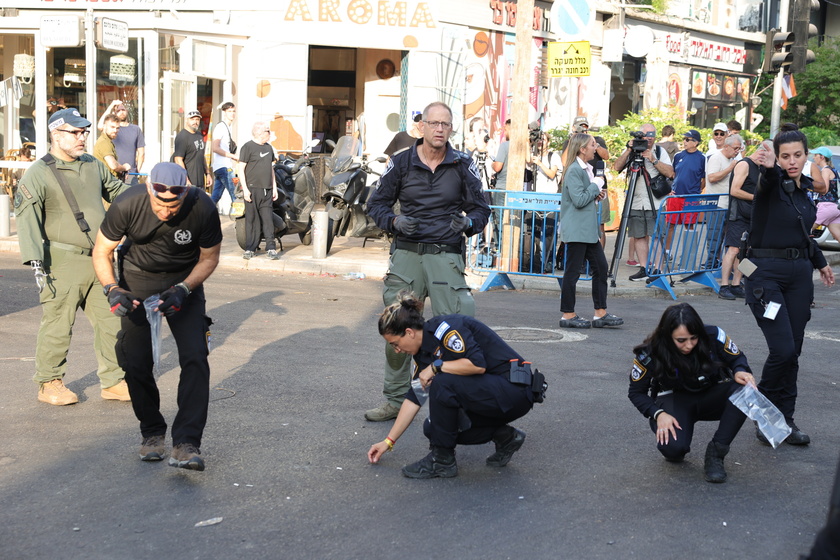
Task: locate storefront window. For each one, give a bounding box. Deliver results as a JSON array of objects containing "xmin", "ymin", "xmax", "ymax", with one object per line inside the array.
[
  {"xmin": 1, "ymin": 33, "xmax": 37, "ymax": 191},
  {"xmin": 95, "ymin": 39, "xmax": 143, "ymax": 128}
]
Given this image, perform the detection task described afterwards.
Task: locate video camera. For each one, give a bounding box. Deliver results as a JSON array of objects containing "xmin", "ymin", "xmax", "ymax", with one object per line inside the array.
[{"xmin": 629, "ymin": 130, "xmax": 649, "ymax": 153}]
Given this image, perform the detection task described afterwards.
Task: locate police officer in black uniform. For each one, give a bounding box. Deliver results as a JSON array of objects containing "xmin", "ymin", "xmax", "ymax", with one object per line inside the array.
[
  {"xmin": 367, "ymin": 291, "xmax": 545, "ymax": 478},
  {"xmin": 629, "ymin": 303, "xmax": 756, "ymax": 483},
  {"xmin": 745, "ymin": 124, "xmax": 834, "ymax": 446},
  {"xmin": 363, "ymin": 101, "xmax": 491, "ymax": 423}
]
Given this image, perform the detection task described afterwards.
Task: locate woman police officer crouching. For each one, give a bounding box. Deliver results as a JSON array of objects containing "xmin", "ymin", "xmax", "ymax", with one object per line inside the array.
[
  {"xmin": 628, "ymin": 303, "xmax": 756, "ymax": 483},
  {"xmin": 368, "ymin": 291, "xmax": 545, "ymax": 478}
]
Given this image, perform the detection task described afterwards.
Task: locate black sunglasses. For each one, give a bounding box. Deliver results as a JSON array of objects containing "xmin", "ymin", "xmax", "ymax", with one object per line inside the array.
[
  {"xmin": 714, "ymin": 131, "xmax": 726, "ymax": 136},
  {"xmin": 152, "ymin": 182, "xmax": 189, "ymax": 197}
]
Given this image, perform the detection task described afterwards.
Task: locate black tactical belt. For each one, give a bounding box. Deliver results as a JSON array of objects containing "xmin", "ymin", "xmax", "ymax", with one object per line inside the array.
[
  {"xmin": 395, "ymin": 240, "xmax": 461, "ymax": 255},
  {"xmin": 748, "ymin": 247, "xmax": 806, "ymax": 260}
]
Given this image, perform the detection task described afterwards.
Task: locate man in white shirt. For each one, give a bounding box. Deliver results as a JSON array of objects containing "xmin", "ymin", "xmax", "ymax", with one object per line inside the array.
[
  {"xmin": 210, "ymin": 102, "xmax": 239, "ymax": 210},
  {"xmin": 705, "ymin": 134, "xmax": 743, "ymax": 297}
]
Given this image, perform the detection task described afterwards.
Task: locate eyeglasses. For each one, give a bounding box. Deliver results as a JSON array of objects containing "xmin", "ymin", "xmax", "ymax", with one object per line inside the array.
[
  {"xmin": 683, "ymin": 138, "xmax": 697, "ymax": 142},
  {"xmin": 151, "ymin": 183, "xmax": 189, "ymax": 197},
  {"xmin": 55, "ymin": 128, "xmax": 90, "ymax": 138},
  {"xmin": 714, "ymin": 131, "xmax": 726, "ymax": 137},
  {"xmin": 424, "ymin": 121, "xmax": 452, "ymax": 129}
]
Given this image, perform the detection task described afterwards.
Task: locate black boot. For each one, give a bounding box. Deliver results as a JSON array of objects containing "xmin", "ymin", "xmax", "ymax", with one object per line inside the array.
[
  {"xmin": 486, "ymin": 426, "xmax": 526, "ymax": 467},
  {"xmin": 785, "ymin": 421, "xmax": 811, "ymax": 445},
  {"xmin": 402, "ymin": 446, "xmax": 457, "ymax": 479},
  {"xmin": 704, "ymin": 440, "xmax": 730, "ymax": 483}
]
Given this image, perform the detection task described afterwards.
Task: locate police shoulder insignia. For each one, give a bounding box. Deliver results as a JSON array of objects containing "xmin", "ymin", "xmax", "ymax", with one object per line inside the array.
[
  {"xmin": 381, "ymin": 157, "xmax": 395, "ymax": 178},
  {"xmin": 466, "ymin": 157, "xmax": 481, "ymax": 181},
  {"xmin": 631, "ymin": 359, "xmax": 647, "ymax": 382},
  {"xmin": 14, "ymin": 190, "xmax": 22, "ymax": 208},
  {"xmin": 19, "ymin": 184, "xmax": 33, "ymax": 200},
  {"xmin": 716, "ymin": 327, "xmax": 726, "ymax": 344},
  {"xmin": 724, "ymin": 336, "xmax": 740, "ymax": 355},
  {"xmin": 443, "ymin": 330, "xmax": 465, "ymax": 353},
  {"xmin": 434, "ymin": 321, "xmax": 450, "ymax": 341}
]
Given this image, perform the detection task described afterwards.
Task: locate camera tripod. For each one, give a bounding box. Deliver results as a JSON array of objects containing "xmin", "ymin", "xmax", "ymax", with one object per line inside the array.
[
  {"xmin": 469, "ymin": 150, "xmax": 499, "ymax": 269},
  {"xmin": 607, "ymin": 152, "xmax": 657, "ymax": 286}
]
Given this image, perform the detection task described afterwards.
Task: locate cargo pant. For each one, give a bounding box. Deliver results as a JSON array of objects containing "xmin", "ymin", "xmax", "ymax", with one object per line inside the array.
[
  {"xmin": 381, "ymin": 248, "xmax": 475, "ymax": 407},
  {"xmin": 34, "ymin": 246, "xmax": 124, "ymax": 389}
]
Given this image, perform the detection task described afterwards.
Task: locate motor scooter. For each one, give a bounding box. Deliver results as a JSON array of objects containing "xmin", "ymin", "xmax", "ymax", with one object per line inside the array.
[
  {"xmin": 321, "ymin": 135, "xmax": 388, "ymax": 254},
  {"xmin": 234, "ymin": 139, "xmax": 319, "ymax": 251}
]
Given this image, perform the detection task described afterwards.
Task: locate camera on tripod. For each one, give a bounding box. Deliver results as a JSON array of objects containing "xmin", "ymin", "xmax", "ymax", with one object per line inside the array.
[{"xmin": 629, "ymin": 131, "xmax": 649, "ymax": 154}]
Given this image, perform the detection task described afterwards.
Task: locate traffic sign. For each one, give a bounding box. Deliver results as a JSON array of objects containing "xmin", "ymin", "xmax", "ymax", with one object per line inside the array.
[
  {"xmin": 552, "ymin": 0, "xmax": 595, "ymax": 39},
  {"xmin": 547, "ymin": 41, "xmax": 591, "ymax": 77}
]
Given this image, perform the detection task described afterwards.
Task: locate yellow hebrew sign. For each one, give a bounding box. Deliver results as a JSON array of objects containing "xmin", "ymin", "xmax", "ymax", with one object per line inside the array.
[{"xmin": 547, "ymin": 41, "xmax": 591, "ymax": 77}]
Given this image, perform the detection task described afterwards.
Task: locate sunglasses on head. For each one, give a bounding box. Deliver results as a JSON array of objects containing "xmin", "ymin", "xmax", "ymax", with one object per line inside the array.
[{"xmin": 151, "ymin": 183, "xmax": 189, "ymax": 197}]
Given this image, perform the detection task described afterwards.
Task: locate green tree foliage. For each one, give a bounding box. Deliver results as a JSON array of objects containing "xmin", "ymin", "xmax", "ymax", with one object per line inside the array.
[{"xmin": 754, "ymin": 36, "xmax": 840, "ymax": 139}]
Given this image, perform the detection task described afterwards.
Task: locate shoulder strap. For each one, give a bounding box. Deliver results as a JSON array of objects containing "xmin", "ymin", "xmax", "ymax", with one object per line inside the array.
[{"xmin": 41, "ymin": 154, "xmax": 93, "ymax": 244}]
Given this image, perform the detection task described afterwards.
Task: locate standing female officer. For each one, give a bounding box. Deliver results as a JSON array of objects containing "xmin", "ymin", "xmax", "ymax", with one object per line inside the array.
[
  {"xmin": 367, "ymin": 292, "xmax": 542, "ymax": 479},
  {"xmin": 628, "ymin": 303, "xmax": 756, "ymax": 483},
  {"xmin": 557, "ymin": 133, "xmax": 623, "ymax": 329},
  {"xmin": 746, "ymin": 123, "xmax": 835, "ymax": 445}
]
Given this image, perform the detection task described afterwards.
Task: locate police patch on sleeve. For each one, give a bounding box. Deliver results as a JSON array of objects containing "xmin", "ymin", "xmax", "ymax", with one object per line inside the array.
[
  {"xmin": 716, "ymin": 327, "xmax": 726, "ymax": 344},
  {"xmin": 380, "ymin": 157, "xmax": 395, "ymax": 178},
  {"xmin": 724, "ymin": 336, "xmax": 740, "ymax": 355},
  {"xmin": 443, "ymin": 330, "xmax": 466, "ymax": 353},
  {"xmin": 467, "ymin": 157, "xmax": 481, "ymax": 181},
  {"xmin": 631, "ymin": 359, "xmax": 647, "ymax": 381}
]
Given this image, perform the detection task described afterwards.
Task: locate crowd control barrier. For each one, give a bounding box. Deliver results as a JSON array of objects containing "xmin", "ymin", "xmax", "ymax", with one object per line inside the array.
[
  {"xmin": 643, "ymin": 193, "xmax": 729, "ymax": 299},
  {"xmin": 466, "ymin": 189, "xmax": 599, "ymax": 291}
]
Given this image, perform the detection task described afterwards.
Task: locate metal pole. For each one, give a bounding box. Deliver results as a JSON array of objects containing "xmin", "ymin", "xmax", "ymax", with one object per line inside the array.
[
  {"xmin": 0, "ymin": 194, "xmax": 10, "ymax": 237},
  {"xmin": 770, "ymin": 0, "xmax": 791, "ymax": 138}
]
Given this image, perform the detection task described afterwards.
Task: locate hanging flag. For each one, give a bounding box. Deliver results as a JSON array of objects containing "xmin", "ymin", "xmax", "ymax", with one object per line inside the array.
[{"xmin": 781, "ymin": 74, "xmax": 797, "ymax": 110}]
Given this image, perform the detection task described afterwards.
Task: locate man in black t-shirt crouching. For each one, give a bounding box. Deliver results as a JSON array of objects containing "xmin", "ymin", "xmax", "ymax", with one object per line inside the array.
[{"xmin": 92, "ymin": 162, "xmax": 222, "ymax": 471}]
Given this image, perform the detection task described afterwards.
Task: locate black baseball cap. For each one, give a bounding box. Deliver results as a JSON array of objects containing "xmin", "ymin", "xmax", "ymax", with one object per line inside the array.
[{"xmin": 48, "ymin": 108, "xmax": 91, "ymax": 132}]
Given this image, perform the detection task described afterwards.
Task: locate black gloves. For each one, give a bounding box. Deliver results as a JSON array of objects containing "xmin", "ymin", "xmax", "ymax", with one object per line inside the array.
[
  {"xmin": 108, "ymin": 287, "xmax": 138, "ymax": 317},
  {"xmin": 449, "ymin": 214, "xmax": 471, "ymax": 233},
  {"xmin": 158, "ymin": 284, "xmax": 189, "ymax": 316},
  {"xmin": 393, "ymin": 215, "xmax": 419, "ymax": 235}
]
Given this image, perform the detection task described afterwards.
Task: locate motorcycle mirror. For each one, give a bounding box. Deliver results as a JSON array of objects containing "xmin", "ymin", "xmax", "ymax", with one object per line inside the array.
[
  {"xmin": 375, "ymin": 156, "xmax": 387, "ymax": 164},
  {"xmin": 326, "ymin": 139, "xmax": 336, "ymax": 149},
  {"xmin": 307, "ymin": 138, "xmax": 320, "ymax": 148}
]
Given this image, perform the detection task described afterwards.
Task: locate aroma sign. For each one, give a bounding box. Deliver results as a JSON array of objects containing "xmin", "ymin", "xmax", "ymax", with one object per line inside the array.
[{"xmin": 284, "ymin": 0, "xmax": 436, "ymax": 27}]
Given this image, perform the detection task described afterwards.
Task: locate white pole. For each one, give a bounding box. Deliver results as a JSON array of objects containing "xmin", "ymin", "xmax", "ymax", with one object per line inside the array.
[
  {"xmin": 311, "ymin": 210, "xmax": 329, "ymax": 259},
  {"xmin": 770, "ymin": 0, "xmax": 791, "ymax": 139},
  {"xmin": 0, "ymin": 194, "xmax": 10, "ymax": 237}
]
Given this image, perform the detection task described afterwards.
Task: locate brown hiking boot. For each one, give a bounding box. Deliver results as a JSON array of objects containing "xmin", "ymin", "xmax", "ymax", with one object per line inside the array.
[
  {"xmin": 101, "ymin": 380, "xmax": 131, "ymax": 401},
  {"xmin": 38, "ymin": 379, "xmax": 79, "ymax": 406},
  {"xmin": 139, "ymin": 435, "xmax": 166, "ymax": 461},
  {"xmin": 169, "ymin": 443, "xmax": 205, "ymax": 471}
]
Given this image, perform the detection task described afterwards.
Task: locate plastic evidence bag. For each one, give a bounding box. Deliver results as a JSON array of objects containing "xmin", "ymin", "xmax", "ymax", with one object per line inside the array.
[
  {"xmin": 728, "ymin": 384, "xmax": 792, "ymax": 448},
  {"xmin": 411, "ymin": 378, "xmax": 429, "ymax": 407},
  {"xmin": 144, "ymin": 294, "xmax": 162, "ymax": 372}
]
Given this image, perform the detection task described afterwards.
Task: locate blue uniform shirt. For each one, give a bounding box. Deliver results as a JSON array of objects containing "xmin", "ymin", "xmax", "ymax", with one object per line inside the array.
[{"xmin": 672, "ymin": 150, "xmax": 706, "ymax": 195}]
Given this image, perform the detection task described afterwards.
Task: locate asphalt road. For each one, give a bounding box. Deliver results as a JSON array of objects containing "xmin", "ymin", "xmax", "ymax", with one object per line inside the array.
[{"xmin": 1, "ymin": 252, "xmax": 838, "ymax": 559}]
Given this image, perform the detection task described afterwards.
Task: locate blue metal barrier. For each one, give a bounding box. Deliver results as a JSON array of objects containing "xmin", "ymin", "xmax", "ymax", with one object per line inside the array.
[
  {"xmin": 644, "ymin": 193, "xmax": 729, "ymax": 299},
  {"xmin": 466, "ymin": 189, "xmax": 598, "ymax": 291}
]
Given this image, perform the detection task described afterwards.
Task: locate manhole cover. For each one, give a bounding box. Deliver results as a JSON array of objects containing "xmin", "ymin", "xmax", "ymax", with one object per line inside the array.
[{"xmin": 491, "ymin": 327, "xmax": 586, "ymax": 343}]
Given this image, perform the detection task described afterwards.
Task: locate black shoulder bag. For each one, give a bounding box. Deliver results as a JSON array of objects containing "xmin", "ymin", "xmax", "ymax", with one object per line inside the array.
[{"xmin": 224, "ymin": 122, "xmax": 237, "ymax": 155}]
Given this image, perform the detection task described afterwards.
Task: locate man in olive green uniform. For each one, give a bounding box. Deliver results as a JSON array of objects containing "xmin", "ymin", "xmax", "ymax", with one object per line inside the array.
[{"xmin": 15, "ymin": 108, "xmax": 131, "ymax": 406}]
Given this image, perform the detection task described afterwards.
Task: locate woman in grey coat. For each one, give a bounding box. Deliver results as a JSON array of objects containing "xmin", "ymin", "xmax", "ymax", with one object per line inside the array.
[{"xmin": 558, "ymin": 133, "xmax": 623, "ymax": 329}]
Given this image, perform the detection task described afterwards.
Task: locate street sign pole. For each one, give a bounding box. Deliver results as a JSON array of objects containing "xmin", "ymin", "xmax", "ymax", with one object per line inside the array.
[{"xmin": 770, "ymin": 0, "xmax": 790, "ymax": 139}]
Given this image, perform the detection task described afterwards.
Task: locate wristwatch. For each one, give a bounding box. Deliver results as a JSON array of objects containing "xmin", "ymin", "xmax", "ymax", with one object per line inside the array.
[
  {"xmin": 652, "ymin": 158, "xmax": 660, "ymax": 165},
  {"xmin": 431, "ymin": 359, "xmax": 443, "ymax": 375},
  {"xmin": 102, "ymin": 283, "xmax": 118, "ymax": 296}
]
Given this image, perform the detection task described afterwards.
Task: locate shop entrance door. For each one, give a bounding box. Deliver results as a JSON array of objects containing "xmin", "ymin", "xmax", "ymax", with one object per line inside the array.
[{"xmin": 161, "ymin": 72, "xmax": 197, "ymax": 159}]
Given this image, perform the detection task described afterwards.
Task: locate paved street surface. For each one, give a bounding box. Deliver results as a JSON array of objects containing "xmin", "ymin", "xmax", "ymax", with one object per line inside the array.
[{"xmin": 1, "ymin": 250, "xmax": 839, "ymax": 559}]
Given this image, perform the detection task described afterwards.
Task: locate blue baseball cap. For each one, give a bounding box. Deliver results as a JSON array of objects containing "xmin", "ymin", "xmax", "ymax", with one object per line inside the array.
[
  {"xmin": 812, "ymin": 146, "xmax": 833, "ymax": 159},
  {"xmin": 48, "ymin": 108, "xmax": 91, "ymax": 132},
  {"xmin": 150, "ymin": 162, "xmax": 187, "ymax": 186},
  {"xmin": 683, "ymin": 129, "xmax": 702, "ymax": 142}
]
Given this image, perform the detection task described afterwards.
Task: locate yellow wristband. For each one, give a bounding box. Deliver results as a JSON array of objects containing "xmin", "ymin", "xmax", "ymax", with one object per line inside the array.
[{"xmin": 384, "ymin": 437, "xmax": 395, "ymax": 451}]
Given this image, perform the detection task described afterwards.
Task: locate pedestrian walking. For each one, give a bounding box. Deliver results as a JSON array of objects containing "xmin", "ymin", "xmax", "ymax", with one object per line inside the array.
[{"xmin": 237, "ymin": 121, "xmax": 278, "ymax": 260}]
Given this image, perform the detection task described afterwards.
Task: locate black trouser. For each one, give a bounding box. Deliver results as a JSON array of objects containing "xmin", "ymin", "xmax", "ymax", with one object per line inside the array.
[
  {"xmin": 117, "ymin": 269, "xmax": 211, "ymax": 447},
  {"xmin": 744, "ymin": 257, "xmax": 813, "ymax": 422},
  {"xmin": 560, "ymin": 242, "xmax": 608, "ymax": 313},
  {"xmin": 245, "ymin": 187, "xmax": 276, "ymax": 252},
  {"xmin": 650, "ymin": 382, "xmax": 747, "ymax": 460},
  {"xmin": 423, "ymin": 372, "xmax": 533, "ymax": 449}
]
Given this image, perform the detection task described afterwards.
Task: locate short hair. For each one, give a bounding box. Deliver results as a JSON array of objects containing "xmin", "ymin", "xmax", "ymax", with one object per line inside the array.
[
  {"xmin": 378, "ymin": 291, "xmax": 425, "ymax": 336},
  {"xmin": 726, "ymin": 119, "xmax": 742, "ymax": 132},
  {"xmin": 469, "ymin": 117, "xmax": 485, "ymax": 133},
  {"xmin": 563, "ymin": 133, "xmax": 592, "ymax": 170},
  {"xmin": 102, "ymin": 113, "xmax": 119, "ymax": 125},
  {"xmin": 19, "ymin": 146, "xmax": 32, "ymax": 159},
  {"xmin": 641, "ymin": 123, "xmax": 656, "ymax": 133},
  {"xmin": 220, "ymin": 101, "xmax": 235, "ymax": 112},
  {"xmin": 661, "ymin": 125, "xmax": 675, "ymax": 137},
  {"xmin": 774, "ymin": 123, "xmax": 808, "ymax": 155},
  {"xmin": 724, "ymin": 134, "xmax": 743, "ymax": 148},
  {"xmin": 251, "ymin": 121, "xmax": 269, "ymax": 138},
  {"xmin": 422, "ymin": 101, "xmax": 453, "ymax": 122}
]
